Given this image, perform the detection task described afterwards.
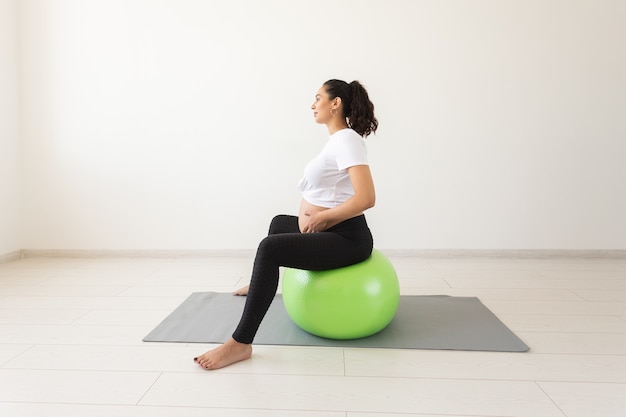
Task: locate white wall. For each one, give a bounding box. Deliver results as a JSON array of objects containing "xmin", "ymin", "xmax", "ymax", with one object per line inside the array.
[
  {"xmin": 18, "ymin": 0, "xmax": 626, "ymax": 251},
  {"xmin": 0, "ymin": 0, "xmax": 21, "ymax": 257}
]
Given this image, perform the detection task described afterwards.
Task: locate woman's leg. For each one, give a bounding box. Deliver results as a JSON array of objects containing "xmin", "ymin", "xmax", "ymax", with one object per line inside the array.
[
  {"xmin": 232, "ymin": 221, "xmax": 372, "ymax": 344},
  {"xmin": 233, "ymin": 215, "xmax": 299, "ymax": 295},
  {"xmin": 268, "ymin": 214, "xmax": 299, "ymax": 235},
  {"xmin": 195, "ymin": 215, "xmax": 372, "ymax": 370},
  {"xmin": 195, "ymin": 215, "xmax": 301, "ymax": 369}
]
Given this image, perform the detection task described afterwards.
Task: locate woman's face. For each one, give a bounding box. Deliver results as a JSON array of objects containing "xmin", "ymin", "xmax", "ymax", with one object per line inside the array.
[{"xmin": 311, "ymin": 85, "xmax": 337, "ymax": 124}]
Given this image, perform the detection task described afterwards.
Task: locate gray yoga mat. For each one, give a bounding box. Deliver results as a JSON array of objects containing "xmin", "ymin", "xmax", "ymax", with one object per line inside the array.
[{"xmin": 143, "ymin": 292, "xmax": 529, "ymax": 352}]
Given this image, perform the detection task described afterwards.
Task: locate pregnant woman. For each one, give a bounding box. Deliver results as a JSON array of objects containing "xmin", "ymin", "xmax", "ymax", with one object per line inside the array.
[{"xmin": 194, "ymin": 78, "xmax": 378, "ymax": 370}]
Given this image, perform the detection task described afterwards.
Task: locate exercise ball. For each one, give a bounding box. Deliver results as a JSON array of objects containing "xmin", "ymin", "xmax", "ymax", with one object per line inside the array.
[{"xmin": 282, "ymin": 249, "xmax": 400, "ymax": 339}]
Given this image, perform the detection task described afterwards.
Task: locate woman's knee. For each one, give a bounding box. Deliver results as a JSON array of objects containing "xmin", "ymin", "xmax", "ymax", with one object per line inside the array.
[
  {"xmin": 256, "ymin": 235, "xmax": 279, "ymax": 262},
  {"xmin": 251, "ymin": 236, "xmax": 283, "ymax": 281},
  {"xmin": 268, "ymin": 215, "xmax": 298, "ymax": 235}
]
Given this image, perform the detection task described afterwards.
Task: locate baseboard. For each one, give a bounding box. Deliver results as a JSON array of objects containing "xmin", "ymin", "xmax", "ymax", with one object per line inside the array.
[
  {"xmin": 380, "ymin": 249, "xmax": 626, "ymax": 259},
  {"xmin": 19, "ymin": 249, "xmax": 255, "ymax": 259},
  {"xmin": 0, "ymin": 250, "xmax": 22, "ymax": 263},
  {"xmin": 16, "ymin": 248, "xmax": 626, "ymax": 259}
]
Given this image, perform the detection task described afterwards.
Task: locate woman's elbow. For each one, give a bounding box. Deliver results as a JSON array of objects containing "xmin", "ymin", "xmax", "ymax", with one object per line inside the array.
[
  {"xmin": 354, "ymin": 190, "xmax": 375, "ymax": 210},
  {"xmin": 364, "ymin": 193, "xmax": 376, "ymax": 210}
]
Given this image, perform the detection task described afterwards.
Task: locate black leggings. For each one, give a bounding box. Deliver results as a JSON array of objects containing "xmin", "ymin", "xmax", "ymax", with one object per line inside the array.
[{"xmin": 232, "ymin": 214, "xmax": 374, "ymax": 344}]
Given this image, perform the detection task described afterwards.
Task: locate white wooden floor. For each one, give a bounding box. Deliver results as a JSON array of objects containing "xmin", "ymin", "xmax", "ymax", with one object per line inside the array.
[{"xmin": 0, "ymin": 254, "xmax": 625, "ymax": 417}]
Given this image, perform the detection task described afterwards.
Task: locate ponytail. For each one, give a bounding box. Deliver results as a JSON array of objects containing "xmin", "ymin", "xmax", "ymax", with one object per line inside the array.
[{"xmin": 323, "ymin": 79, "xmax": 378, "ymax": 137}]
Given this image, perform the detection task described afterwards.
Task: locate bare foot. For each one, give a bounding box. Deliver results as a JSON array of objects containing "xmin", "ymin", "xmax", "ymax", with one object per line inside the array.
[
  {"xmin": 193, "ymin": 338, "xmax": 252, "ymax": 370},
  {"xmin": 232, "ymin": 284, "xmax": 249, "ymax": 296}
]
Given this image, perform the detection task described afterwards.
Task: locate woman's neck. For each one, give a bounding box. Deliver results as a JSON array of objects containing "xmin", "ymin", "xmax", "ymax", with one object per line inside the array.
[{"xmin": 326, "ymin": 119, "xmax": 349, "ymax": 135}]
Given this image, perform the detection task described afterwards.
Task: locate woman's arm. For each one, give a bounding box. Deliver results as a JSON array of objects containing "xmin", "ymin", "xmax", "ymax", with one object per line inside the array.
[{"xmin": 301, "ymin": 165, "xmax": 376, "ymax": 233}]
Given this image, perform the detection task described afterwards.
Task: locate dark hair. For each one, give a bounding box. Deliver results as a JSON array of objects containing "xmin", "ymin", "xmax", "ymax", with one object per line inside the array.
[{"xmin": 323, "ymin": 79, "xmax": 378, "ymax": 137}]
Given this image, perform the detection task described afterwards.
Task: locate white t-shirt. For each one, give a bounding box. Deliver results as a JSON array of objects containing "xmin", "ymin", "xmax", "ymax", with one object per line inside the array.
[{"xmin": 297, "ymin": 128, "xmax": 368, "ymax": 208}]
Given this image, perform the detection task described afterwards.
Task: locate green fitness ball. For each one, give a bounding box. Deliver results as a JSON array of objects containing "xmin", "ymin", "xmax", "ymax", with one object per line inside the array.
[{"xmin": 282, "ymin": 249, "xmax": 400, "ymax": 339}]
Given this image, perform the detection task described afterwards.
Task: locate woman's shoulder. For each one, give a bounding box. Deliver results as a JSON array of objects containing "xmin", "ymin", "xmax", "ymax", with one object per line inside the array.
[
  {"xmin": 328, "ymin": 129, "xmax": 367, "ymax": 159},
  {"xmin": 332, "ymin": 128, "xmax": 362, "ymax": 140},
  {"xmin": 330, "ymin": 129, "xmax": 365, "ymax": 149}
]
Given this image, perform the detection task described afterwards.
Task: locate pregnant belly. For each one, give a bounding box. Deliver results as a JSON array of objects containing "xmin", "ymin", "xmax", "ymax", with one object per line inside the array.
[{"xmin": 298, "ymin": 199, "xmax": 329, "ymax": 232}]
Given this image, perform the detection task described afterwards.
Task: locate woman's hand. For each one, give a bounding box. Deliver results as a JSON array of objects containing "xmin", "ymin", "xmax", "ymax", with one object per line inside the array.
[
  {"xmin": 301, "ymin": 211, "xmax": 328, "ymax": 233},
  {"xmin": 298, "ymin": 165, "xmax": 375, "ymax": 233}
]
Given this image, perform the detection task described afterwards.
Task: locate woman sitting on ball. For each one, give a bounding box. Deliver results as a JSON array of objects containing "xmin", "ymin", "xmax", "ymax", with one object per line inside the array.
[{"xmin": 194, "ymin": 79, "xmax": 378, "ymax": 370}]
